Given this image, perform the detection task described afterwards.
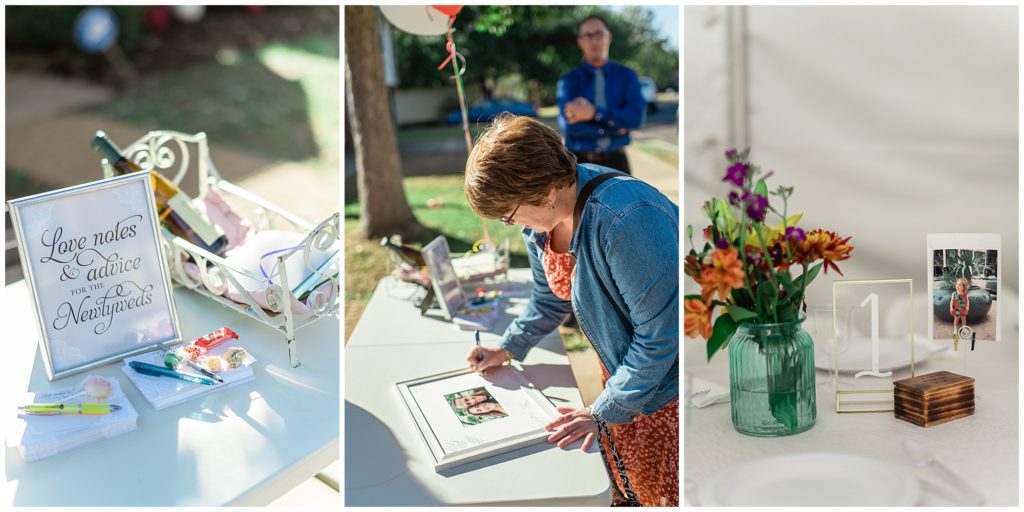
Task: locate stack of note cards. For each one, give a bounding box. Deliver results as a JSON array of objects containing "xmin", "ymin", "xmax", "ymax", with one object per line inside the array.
[
  {"xmin": 10, "ymin": 378, "xmax": 138, "ymax": 462},
  {"xmin": 121, "ymin": 340, "xmax": 256, "ymax": 410}
]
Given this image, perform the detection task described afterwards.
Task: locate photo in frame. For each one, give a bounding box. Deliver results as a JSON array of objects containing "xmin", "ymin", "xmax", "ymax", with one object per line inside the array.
[
  {"xmin": 421, "ymin": 235, "xmax": 465, "ymax": 321},
  {"xmin": 831, "ymin": 279, "xmax": 925, "ymax": 413},
  {"xmin": 396, "ymin": 365, "xmax": 559, "ymax": 472},
  {"xmin": 444, "ymin": 386, "xmax": 509, "ymax": 426},
  {"xmin": 927, "ymin": 233, "xmax": 1001, "ymax": 343},
  {"xmin": 8, "ymin": 172, "xmax": 181, "ymax": 380}
]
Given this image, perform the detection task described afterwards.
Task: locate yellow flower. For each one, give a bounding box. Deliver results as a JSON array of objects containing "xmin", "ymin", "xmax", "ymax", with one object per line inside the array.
[
  {"xmin": 793, "ymin": 229, "xmax": 854, "ymax": 275},
  {"xmin": 745, "ymin": 213, "xmax": 804, "ymax": 247}
]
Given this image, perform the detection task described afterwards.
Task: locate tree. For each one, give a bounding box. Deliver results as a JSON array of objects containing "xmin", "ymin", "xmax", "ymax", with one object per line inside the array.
[{"xmin": 345, "ymin": 6, "xmax": 429, "ymax": 240}]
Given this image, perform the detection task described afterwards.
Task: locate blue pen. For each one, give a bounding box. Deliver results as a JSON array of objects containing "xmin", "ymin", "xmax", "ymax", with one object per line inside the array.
[
  {"xmin": 475, "ymin": 330, "xmax": 482, "ymax": 362},
  {"xmin": 129, "ymin": 361, "xmax": 217, "ymax": 386}
]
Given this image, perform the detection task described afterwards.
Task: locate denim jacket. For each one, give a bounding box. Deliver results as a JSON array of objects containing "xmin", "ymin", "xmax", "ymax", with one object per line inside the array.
[{"xmin": 500, "ymin": 163, "xmax": 679, "ymax": 424}]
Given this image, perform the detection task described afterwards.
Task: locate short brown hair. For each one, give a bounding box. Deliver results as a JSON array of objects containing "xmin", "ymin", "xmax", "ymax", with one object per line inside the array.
[{"xmin": 465, "ymin": 114, "xmax": 578, "ymax": 219}]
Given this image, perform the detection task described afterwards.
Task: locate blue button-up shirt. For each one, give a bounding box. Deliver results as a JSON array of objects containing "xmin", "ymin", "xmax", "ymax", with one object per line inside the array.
[{"xmin": 557, "ymin": 60, "xmax": 646, "ymax": 153}]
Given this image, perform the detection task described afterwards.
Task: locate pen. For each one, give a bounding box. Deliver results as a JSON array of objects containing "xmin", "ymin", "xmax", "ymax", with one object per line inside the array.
[
  {"xmin": 475, "ymin": 329, "xmax": 482, "ymax": 362},
  {"xmin": 129, "ymin": 361, "xmax": 216, "ymax": 386},
  {"xmin": 18, "ymin": 403, "xmax": 122, "ymax": 415},
  {"xmin": 184, "ymin": 358, "xmax": 223, "ymax": 383}
]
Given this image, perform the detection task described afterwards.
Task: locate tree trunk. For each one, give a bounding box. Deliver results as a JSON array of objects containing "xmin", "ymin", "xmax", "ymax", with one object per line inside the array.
[{"xmin": 344, "ymin": 6, "xmax": 430, "ymax": 241}]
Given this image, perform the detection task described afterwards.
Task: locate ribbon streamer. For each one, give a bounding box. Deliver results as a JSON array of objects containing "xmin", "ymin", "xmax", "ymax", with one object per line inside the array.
[{"xmin": 436, "ymin": 13, "xmax": 491, "ymax": 245}]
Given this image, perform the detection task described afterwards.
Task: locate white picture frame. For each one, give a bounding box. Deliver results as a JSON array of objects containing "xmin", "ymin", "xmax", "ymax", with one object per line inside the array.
[
  {"xmin": 8, "ymin": 172, "xmax": 182, "ymax": 380},
  {"xmin": 421, "ymin": 235, "xmax": 466, "ymax": 321},
  {"xmin": 927, "ymin": 234, "xmax": 1001, "ymax": 343},
  {"xmin": 396, "ymin": 365, "xmax": 559, "ymax": 472}
]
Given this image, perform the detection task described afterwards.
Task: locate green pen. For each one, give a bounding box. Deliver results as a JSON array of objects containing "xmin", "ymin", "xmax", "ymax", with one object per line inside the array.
[
  {"xmin": 18, "ymin": 403, "xmax": 122, "ymax": 415},
  {"xmin": 129, "ymin": 361, "xmax": 216, "ymax": 386}
]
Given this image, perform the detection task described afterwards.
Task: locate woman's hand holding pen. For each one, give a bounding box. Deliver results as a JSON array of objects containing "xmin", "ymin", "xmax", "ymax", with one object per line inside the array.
[
  {"xmin": 545, "ymin": 407, "xmax": 598, "ymax": 451},
  {"xmin": 467, "ymin": 346, "xmax": 507, "ymax": 373}
]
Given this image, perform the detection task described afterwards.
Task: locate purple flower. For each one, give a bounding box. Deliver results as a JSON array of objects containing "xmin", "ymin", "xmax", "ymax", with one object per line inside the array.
[
  {"xmin": 715, "ymin": 237, "xmax": 730, "ymax": 250},
  {"xmin": 742, "ymin": 192, "xmax": 769, "ymax": 222},
  {"xmin": 723, "ymin": 162, "xmax": 749, "ymax": 187},
  {"xmin": 785, "ymin": 226, "xmax": 806, "ymax": 242},
  {"xmin": 725, "ymin": 148, "xmax": 738, "ymax": 160},
  {"xmin": 727, "ymin": 191, "xmax": 741, "ymax": 206}
]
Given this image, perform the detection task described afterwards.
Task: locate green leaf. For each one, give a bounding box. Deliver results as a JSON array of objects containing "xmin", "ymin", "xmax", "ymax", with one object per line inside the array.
[
  {"xmin": 794, "ymin": 262, "xmax": 823, "ymax": 288},
  {"xmin": 777, "ymin": 272, "xmax": 798, "ymax": 295},
  {"xmin": 707, "ymin": 314, "xmax": 738, "ymax": 362},
  {"xmin": 777, "ymin": 302, "xmax": 798, "ymax": 322},
  {"xmin": 757, "ymin": 279, "xmax": 778, "ymax": 308},
  {"xmin": 684, "ymin": 294, "xmax": 702, "ymax": 301},
  {"xmin": 754, "ymin": 179, "xmax": 769, "ymax": 198},
  {"xmin": 726, "ymin": 304, "xmax": 758, "ymax": 323}
]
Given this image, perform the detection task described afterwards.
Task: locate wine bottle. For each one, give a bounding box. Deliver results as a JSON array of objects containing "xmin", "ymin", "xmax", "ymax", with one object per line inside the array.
[
  {"xmin": 380, "ymin": 237, "xmax": 425, "ymax": 267},
  {"xmin": 92, "ymin": 131, "xmax": 228, "ymax": 255}
]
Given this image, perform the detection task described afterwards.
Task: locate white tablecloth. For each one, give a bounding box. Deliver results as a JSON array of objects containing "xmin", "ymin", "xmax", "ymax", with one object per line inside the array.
[
  {"xmin": 4, "ymin": 281, "xmax": 340, "ymax": 506},
  {"xmin": 684, "ymin": 291, "xmax": 1019, "ymax": 506},
  {"xmin": 344, "ymin": 270, "xmax": 611, "ymax": 506}
]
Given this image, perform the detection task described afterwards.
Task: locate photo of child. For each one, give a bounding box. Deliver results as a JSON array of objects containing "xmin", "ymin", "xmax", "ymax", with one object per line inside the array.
[
  {"xmin": 932, "ymin": 248, "xmax": 999, "ymax": 342},
  {"xmin": 445, "ymin": 387, "xmax": 508, "ymax": 427}
]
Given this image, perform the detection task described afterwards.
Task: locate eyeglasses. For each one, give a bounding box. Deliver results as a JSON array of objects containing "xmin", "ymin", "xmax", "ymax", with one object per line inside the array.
[
  {"xmin": 577, "ymin": 30, "xmax": 608, "ymax": 41},
  {"xmin": 500, "ymin": 204, "xmax": 521, "ymax": 227}
]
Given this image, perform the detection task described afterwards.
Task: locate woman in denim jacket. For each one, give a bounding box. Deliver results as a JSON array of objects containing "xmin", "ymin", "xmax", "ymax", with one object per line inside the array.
[{"xmin": 464, "ymin": 115, "xmax": 678, "ymax": 506}]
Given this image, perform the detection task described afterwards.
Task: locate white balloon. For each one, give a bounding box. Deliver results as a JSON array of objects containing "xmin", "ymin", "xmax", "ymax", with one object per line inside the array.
[
  {"xmin": 172, "ymin": 5, "xmax": 205, "ymax": 24},
  {"xmin": 379, "ymin": 5, "xmax": 450, "ymax": 36}
]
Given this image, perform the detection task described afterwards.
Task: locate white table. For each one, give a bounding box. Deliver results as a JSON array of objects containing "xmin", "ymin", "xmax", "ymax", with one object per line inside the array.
[
  {"xmin": 344, "ymin": 270, "xmax": 612, "ymax": 506},
  {"xmin": 4, "ymin": 280, "xmax": 339, "ymax": 506},
  {"xmin": 684, "ymin": 295, "xmax": 1019, "ymax": 506}
]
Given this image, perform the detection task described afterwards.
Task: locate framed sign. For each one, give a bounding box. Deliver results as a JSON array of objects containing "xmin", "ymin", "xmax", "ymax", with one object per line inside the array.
[
  {"xmin": 927, "ymin": 234, "xmax": 1001, "ymax": 344},
  {"xmin": 8, "ymin": 172, "xmax": 181, "ymax": 380},
  {"xmin": 396, "ymin": 365, "xmax": 559, "ymax": 472},
  {"xmin": 832, "ymin": 279, "xmax": 919, "ymax": 413}
]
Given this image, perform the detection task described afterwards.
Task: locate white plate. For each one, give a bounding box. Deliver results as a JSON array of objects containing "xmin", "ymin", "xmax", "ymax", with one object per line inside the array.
[
  {"xmin": 815, "ymin": 338, "xmax": 947, "ymax": 374},
  {"xmin": 700, "ymin": 453, "xmax": 921, "ymax": 506}
]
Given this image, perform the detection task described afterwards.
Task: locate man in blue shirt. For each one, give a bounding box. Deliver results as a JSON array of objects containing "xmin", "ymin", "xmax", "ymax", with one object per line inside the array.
[{"xmin": 557, "ymin": 14, "xmax": 646, "ymax": 176}]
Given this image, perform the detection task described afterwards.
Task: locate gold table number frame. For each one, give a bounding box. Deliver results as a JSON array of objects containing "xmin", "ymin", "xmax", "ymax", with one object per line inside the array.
[{"xmin": 832, "ymin": 279, "xmax": 914, "ymax": 413}]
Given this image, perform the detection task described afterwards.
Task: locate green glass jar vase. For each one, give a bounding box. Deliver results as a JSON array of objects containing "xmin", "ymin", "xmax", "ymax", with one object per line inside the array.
[{"xmin": 728, "ymin": 316, "xmax": 817, "ymax": 437}]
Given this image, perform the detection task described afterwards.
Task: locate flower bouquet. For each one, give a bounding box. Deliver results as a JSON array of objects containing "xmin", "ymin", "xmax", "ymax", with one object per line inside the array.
[{"xmin": 684, "ymin": 149, "xmax": 853, "ymax": 436}]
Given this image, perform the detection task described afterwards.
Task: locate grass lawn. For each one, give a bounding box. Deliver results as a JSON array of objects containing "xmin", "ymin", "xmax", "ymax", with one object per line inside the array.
[
  {"xmin": 344, "ymin": 175, "xmax": 526, "ymax": 339},
  {"xmin": 82, "ymin": 34, "xmax": 340, "ymax": 168}
]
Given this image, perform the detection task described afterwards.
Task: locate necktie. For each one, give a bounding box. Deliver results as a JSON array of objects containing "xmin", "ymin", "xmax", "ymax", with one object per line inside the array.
[{"xmin": 594, "ymin": 67, "xmax": 610, "ymax": 151}]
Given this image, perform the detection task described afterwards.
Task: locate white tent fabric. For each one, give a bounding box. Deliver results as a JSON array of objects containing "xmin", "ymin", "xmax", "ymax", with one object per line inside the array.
[{"xmin": 684, "ymin": 6, "xmax": 1018, "ymax": 334}]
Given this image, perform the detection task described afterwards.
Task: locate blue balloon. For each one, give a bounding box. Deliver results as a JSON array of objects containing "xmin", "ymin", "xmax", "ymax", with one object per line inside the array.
[{"xmin": 73, "ymin": 7, "xmax": 119, "ymax": 54}]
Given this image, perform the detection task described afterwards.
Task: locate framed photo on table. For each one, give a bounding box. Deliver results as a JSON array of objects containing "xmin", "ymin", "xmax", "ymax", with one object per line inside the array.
[
  {"xmin": 421, "ymin": 235, "xmax": 467, "ymax": 321},
  {"xmin": 7, "ymin": 172, "xmax": 181, "ymax": 380},
  {"xmin": 396, "ymin": 365, "xmax": 560, "ymax": 472},
  {"xmin": 927, "ymin": 234, "xmax": 1001, "ymax": 344}
]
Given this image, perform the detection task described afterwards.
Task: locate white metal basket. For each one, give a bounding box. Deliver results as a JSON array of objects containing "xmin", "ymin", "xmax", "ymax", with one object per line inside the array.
[{"xmin": 100, "ymin": 130, "xmax": 339, "ymax": 367}]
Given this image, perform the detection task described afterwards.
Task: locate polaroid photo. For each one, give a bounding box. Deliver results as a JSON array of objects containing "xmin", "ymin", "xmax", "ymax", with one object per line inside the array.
[{"xmin": 927, "ymin": 234, "xmax": 1001, "ymax": 343}]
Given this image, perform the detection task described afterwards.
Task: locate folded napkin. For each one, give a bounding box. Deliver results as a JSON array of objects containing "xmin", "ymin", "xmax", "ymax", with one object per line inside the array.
[{"xmin": 687, "ymin": 377, "xmax": 730, "ymax": 408}]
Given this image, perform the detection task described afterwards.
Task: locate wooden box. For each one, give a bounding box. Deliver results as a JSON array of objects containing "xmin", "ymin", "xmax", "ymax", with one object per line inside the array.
[{"xmin": 894, "ymin": 371, "xmax": 975, "ymax": 427}]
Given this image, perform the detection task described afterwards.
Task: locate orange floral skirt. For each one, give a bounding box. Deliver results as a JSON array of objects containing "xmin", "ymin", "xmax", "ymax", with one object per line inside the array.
[{"xmin": 598, "ymin": 363, "xmax": 679, "ymax": 507}]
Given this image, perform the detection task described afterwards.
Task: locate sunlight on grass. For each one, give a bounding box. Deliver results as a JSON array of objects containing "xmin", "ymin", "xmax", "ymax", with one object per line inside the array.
[
  {"xmin": 257, "ymin": 37, "xmax": 340, "ymax": 167},
  {"xmin": 344, "ymin": 175, "xmax": 529, "ymax": 338}
]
